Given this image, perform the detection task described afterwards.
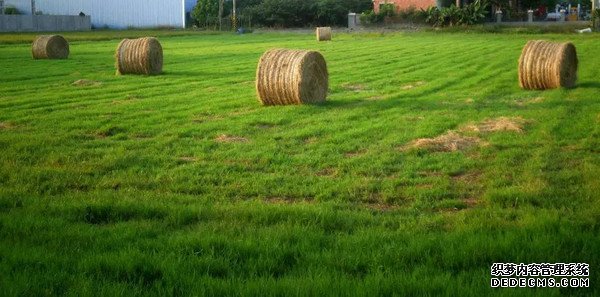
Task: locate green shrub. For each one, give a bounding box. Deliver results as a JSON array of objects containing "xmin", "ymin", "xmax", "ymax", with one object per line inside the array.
[
  {"xmin": 379, "ymin": 3, "xmax": 396, "ymax": 18},
  {"xmin": 425, "ymin": 0, "xmax": 488, "ymax": 27},
  {"xmin": 192, "ymin": 0, "xmax": 220, "ymax": 27},
  {"xmin": 359, "ymin": 9, "xmax": 383, "ymax": 25},
  {"xmin": 458, "ymin": 0, "xmax": 488, "ymax": 25},
  {"xmin": 397, "ymin": 6, "xmax": 427, "ymax": 23},
  {"xmin": 245, "ymin": 0, "xmax": 371, "ymax": 27},
  {"xmin": 3, "ymin": 6, "xmax": 21, "ymax": 15}
]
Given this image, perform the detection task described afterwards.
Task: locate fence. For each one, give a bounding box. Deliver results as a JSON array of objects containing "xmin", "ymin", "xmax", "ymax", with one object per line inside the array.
[{"xmin": 0, "ymin": 15, "xmax": 91, "ymax": 32}]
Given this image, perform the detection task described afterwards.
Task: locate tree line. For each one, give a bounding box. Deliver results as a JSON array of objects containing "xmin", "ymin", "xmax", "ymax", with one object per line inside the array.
[{"xmin": 191, "ymin": 0, "xmax": 372, "ymax": 28}]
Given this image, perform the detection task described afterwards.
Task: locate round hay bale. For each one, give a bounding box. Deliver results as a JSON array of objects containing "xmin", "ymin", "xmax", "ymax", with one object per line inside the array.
[
  {"xmin": 115, "ymin": 37, "xmax": 163, "ymax": 75},
  {"xmin": 256, "ymin": 49, "xmax": 328, "ymax": 106},
  {"xmin": 31, "ymin": 35, "xmax": 69, "ymax": 59},
  {"xmin": 518, "ymin": 40, "xmax": 578, "ymax": 90},
  {"xmin": 316, "ymin": 27, "xmax": 332, "ymax": 41}
]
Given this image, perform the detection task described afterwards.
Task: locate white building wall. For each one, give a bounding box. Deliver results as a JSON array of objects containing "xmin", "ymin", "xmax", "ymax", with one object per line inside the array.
[{"xmin": 5, "ymin": 0, "xmax": 185, "ymax": 29}]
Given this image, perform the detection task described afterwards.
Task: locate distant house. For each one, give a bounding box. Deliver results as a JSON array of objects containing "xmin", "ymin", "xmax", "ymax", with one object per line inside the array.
[
  {"xmin": 3, "ymin": 0, "xmax": 187, "ymax": 29},
  {"xmin": 373, "ymin": 0, "xmax": 437, "ymax": 13}
]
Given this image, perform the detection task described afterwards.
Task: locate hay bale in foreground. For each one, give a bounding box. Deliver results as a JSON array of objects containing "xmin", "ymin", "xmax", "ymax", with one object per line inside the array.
[
  {"xmin": 518, "ymin": 40, "xmax": 578, "ymax": 90},
  {"xmin": 32, "ymin": 35, "xmax": 69, "ymax": 59},
  {"xmin": 115, "ymin": 37, "xmax": 163, "ymax": 75},
  {"xmin": 256, "ymin": 49, "xmax": 328, "ymax": 105},
  {"xmin": 316, "ymin": 27, "xmax": 332, "ymax": 41}
]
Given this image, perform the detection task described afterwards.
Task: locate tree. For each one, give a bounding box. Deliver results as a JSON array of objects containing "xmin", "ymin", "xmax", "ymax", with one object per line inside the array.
[
  {"xmin": 192, "ymin": 0, "xmax": 220, "ymax": 27},
  {"xmin": 245, "ymin": 0, "xmax": 372, "ymax": 27},
  {"xmin": 316, "ymin": 0, "xmax": 372, "ymax": 25}
]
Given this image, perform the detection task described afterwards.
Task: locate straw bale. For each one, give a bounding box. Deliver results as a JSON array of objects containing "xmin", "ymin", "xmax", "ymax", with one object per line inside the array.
[{"xmin": 256, "ymin": 49, "xmax": 328, "ymax": 105}]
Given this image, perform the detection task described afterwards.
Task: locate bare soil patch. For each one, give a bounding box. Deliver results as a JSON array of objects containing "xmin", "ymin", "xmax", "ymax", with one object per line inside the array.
[
  {"xmin": 72, "ymin": 79, "xmax": 102, "ymax": 87},
  {"xmin": 462, "ymin": 117, "xmax": 526, "ymax": 133},
  {"xmin": 401, "ymin": 81, "xmax": 426, "ymax": 90},
  {"xmin": 215, "ymin": 134, "xmax": 249, "ymax": 143},
  {"xmin": 341, "ymin": 83, "xmax": 367, "ymax": 92},
  {"xmin": 407, "ymin": 131, "xmax": 482, "ymax": 152}
]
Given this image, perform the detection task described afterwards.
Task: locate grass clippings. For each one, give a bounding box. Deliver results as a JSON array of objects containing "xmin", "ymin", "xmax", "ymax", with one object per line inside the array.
[
  {"xmin": 72, "ymin": 79, "xmax": 102, "ymax": 87},
  {"xmin": 462, "ymin": 117, "xmax": 527, "ymax": 133},
  {"xmin": 341, "ymin": 83, "xmax": 367, "ymax": 92},
  {"xmin": 407, "ymin": 131, "xmax": 482, "ymax": 152},
  {"xmin": 401, "ymin": 81, "xmax": 426, "ymax": 90},
  {"xmin": 215, "ymin": 134, "xmax": 249, "ymax": 143}
]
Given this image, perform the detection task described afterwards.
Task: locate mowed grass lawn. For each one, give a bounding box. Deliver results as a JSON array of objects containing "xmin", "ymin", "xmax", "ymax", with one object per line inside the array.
[{"xmin": 0, "ymin": 30, "xmax": 599, "ymax": 296}]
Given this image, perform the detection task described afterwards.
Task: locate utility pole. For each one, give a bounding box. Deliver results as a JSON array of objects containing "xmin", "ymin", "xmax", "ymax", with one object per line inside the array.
[
  {"xmin": 31, "ymin": 0, "xmax": 35, "ymax": 14},
  {"xmin": 594, "ymin": 0, "xmax": 597, "ymax": 29},
  {"xmin": 218, "ymin": 0, "xmax": 224, "ymax": 31},
  {"xmin": 232, "ymin": 0, "xmax": 237, "ymax": 31}
]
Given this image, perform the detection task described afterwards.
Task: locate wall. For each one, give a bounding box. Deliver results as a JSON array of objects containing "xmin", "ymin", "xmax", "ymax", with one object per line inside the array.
[
  {"xmin": 3, "ymin": 0, "xmax": 185, "ymax": 29},
  {"xmin": 0, "ymin": 15, "xmax": 91, "ymax": 32},
  {"xmin": 373, "ymin": 0, "xmax": 437, "ymax": 13}
]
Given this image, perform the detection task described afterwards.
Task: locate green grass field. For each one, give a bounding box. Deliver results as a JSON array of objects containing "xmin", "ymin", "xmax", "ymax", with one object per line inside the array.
[{"xmin": 0, "ymin": 30, "xmax": 599, "ymax": 296}]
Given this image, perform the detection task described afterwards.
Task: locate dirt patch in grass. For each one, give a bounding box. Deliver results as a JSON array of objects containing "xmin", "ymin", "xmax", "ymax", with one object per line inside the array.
[
  {"xmin": 303, "ymin": 137, "xmax": 318, "ymax": 144},
  {"xmin": 256, "ymin": 123, "xmax": 276, "ymax": 129},
  {"xmin": 367, "ymin": 95, "xmax": 385, "ymax": 100},
  {"xmin": 345, "ymin": 149, "xmax": 367, "ymax": 158},
  {"xmin": 515, "ymin": 97, "xmax": 544, "ymax": 106},
  {"xmin": 363, "ymin": 202, "xmax": 400, "ymax": 212},
  {"xmin": 96, "ymin": 126, "xmax": 126, "ymax": 138},
  {"xmin": 404, "ymin": 115, "xmax": 425, "ymax": 122},
  {"xmin": 462, "ymin": 117, "xmax": 526, "ymax": 133},
  {"xmin": 451, "ymin": 170, "xmax": 483, "ymax": 184},
  {"xmin": 192, "ymin": 113, "xmax": 224, "ymax": 123},
  {"xmin": 228, "ymin": 108, "xmax": 257, "ymax": 117},
  {"xmin": 315, "ymin": 167, "xmax": 338, "ymax": 177},
  {"xmin": 263, "ymin": 196, "xmax": 314, "ymax": 205},
  {"xmin": 0, "ymin": 122, "xmax": 15, "ymax": 130},
  {"xmin": 406, "ymin": 131, "xmax": 482, "ymax": 152},
  {"xmin": 215, "ymin": 134, "xmax": 249, "ymax": 143},
  {"xmin": 463, "ymin": 197, "xmax": 479, "ymax": 207},
  {"xmin": 132, "ymin": 133, "xmax": 152, "ymax": 139},
  {"xmin": 342, "ymin": 83, "xmax": 367, "ymax": 92},
  {"xmin": 72, "ymin": 79, "xmax": 102, "ymax": 87},
  {"xmin": 415, "ymin": 183, "xmax": 434, "ymax": 189},
  {"xmin": 417, "ymin": 171, "xmax": 444, "ymax": 177},
  {"xmin": 194, "ymin": 109, "xmax": 257, "ymax": 123},
  {"xmin": 177, "ymin": 156, "xmax": 199, "ymax": 163},
  {"xmin": 401, "ymin": 81, "xmax": 426, "ymax": 90},
  {"xmin": 111, "ymin": 94, "xmax": 141, "ymax": 105},
  {"xmin": 125, "ymin": 94, "xmax": 143, "ymax": 100}
]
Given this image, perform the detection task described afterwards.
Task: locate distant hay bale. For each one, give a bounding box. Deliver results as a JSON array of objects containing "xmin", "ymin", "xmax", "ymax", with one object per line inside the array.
[
  {"xmin": 115, "ymin": 37, "xmax": 163, "ymax": 75},
  {"xmin": 316, "ymin": 27, "xmax": 332, "ymax": 41},
  {"xmin": 32, "ymin": 35, "xmax": 69, "ymax": 59},
  {"xmin": 256, "ymin": 49, "xmax": 328, "ymax": 105},
  {"xmin": 518, "ymin": 40, "xmax": 578, "ymax": 90}
]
